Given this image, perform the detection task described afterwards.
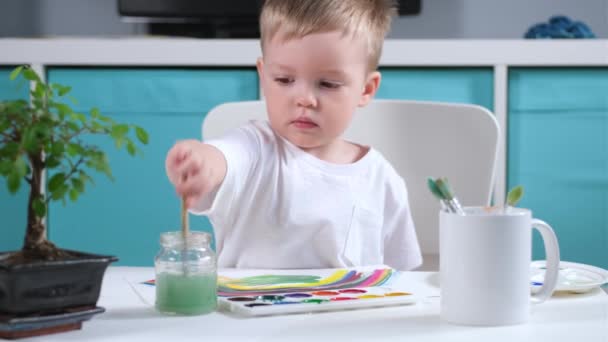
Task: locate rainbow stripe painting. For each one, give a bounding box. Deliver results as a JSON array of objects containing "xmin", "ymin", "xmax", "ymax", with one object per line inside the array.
[{"xmin": 217, "ymin": 268, "xmax": 395, "ymax": 297}]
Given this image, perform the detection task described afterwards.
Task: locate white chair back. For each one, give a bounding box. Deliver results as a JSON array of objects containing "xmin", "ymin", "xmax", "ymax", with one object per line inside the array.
[{"xmin": 203, "ymin": 99, "xmax": 500, "ymax": 270}]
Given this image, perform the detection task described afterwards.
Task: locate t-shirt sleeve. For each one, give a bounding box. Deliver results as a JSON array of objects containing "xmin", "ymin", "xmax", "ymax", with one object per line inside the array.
[
  {"xmin": 189, "ymin": 122, "xmax": 260, "ymax": 221},
  {"xmin": 383, "ymin": 177, "xmax": 423, "ymax": 271}
]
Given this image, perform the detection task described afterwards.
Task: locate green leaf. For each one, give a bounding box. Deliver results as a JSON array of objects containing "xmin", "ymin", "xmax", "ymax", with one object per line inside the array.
[
  {"xmin": 506, "ymin": 185, "xmax": 524, "ymax": 207},
  {"xmin": 58, "ymin": 85, "xmax": 71, "ymax": 96},
  {"xmin": 135, "ymin": 126, "xmax": 149, "ymax": 144},
  {"xmin": 114, "ymin": 137, "xmax": 124, "ymax": 149},
  {"xmin": 32, "ymin": 82, "xmax": 45, "ymax": 99},
  {"xmin": 87, "ymin": 152, "xmax": 113, "ymax": 180},
  {"xmin": 98, "ymin": 113, "xmax": 113, "ymax": 123},
  {"xmin": 22, "ymin": 68, "xmax": 41, "ymax": 83},
  {"xmin": 67, "ymin": 95, "xmax": 78, "ymax": 105},
  {"xmin": 50, "ymin": 142, "xmax": 65, "ymax": 156},
  {"xmin": 66, "ymin": 121, "xmax": 80, "ymax": 132},
  {"xmin": 0, "ymin": 160, "xmax": 12, "ymax": 175},
  {"xmin": 46, "ymin": 156, "xmax": 61, "ymax": 169},
  {"xmin": 91, "ymin": 121, "xmax": 104, "ymax": 133},
  {"xmin": 111, "ymin": 124, "xmax": 129, "ymax": 139},
  {"xmin": 71, "ymin": 113, "xmax": 86, "ymax": 123},
  {"xmin": 1, "ymin": 142, "xmax": 20, "ymax": 159},
  {"xmin": 7, "ymin": 172, "xmax": 20, "ymax": 194},
  {"xmin": 22, "ymin": 128, "xmax": 38, "ymax": 153},
  {"xmin": 79, "ymin": 170, "xmax": 95, "ymax": 186},
  {"xmin": 0, "ymin": 117, "xmax": 10, "ymax": 133},
  {"xmin": 91, "ymin": 107, "xmax": 100, "ymax": 119},
  {"xmin": 69, "ymin": 188, "xmax": 79, "ymax": 202},
  {"xmin": 126, "ymin": 140, "xmax": 136, "ymax": 156},
  {"xmin": 48, "ymin": 172, "xmax": 66, "ymax": 192},
  {"xmin": 53, "ymin": 103, "xmax": 73, "ymax": 116},
  {"xmin": 66, "ymin": 143, "xmax": 82, "ymax": 157},
  {"xmin": 14, "ymin": 157, "xmax": 28, "ymax": 178},
  {"xmin": 71, "ymin": 178, "xmax": 85, "ymax": 192},
  {"xmin": 50, "ymin": 183, "xmax": 69, "ymax": 201},
  {"xmin": 9, "ymin": 66, "xmax": 23, "ymax": 80},
  {"xmin": 32, "ymin": 196, "xmax": 46, "ymax": 217}
]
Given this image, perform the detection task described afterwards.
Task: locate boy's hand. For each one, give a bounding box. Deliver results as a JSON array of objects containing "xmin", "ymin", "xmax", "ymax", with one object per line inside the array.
[{"xmin": 165, "ymin": 140, "xmax": 226, "ymax": 209}]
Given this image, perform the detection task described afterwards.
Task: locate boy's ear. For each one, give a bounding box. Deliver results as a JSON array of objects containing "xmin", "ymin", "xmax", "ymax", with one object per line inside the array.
[
  {"xmin": 358, "ymin": 71, "xmax": 381, "ymax": 107},
  {"xmin": 256, "ymin": 57, "xmax": 264, "ymax": 77}
]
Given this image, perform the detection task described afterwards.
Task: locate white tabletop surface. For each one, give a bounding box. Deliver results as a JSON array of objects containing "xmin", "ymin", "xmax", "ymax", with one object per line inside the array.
[{"xmin": 24, "ymin": 266, "xmax": 608, "ymax": 342}]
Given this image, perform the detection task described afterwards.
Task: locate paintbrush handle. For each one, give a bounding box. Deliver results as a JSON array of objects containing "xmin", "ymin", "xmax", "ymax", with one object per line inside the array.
[
  {"xmin": 181, "ymin": 197, "xmax": 189, "ymax": 236},
  {"xmin": 449, "ymin": 198, "xmax": 466, "ymax": 215},
  {"xmin": 181, "ymin": 197, "xmax": 190, "ymax": 275}
]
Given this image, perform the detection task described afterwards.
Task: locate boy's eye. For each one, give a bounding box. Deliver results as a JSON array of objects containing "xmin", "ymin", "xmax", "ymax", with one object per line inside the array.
[
  {"xmin": 319, "ymin": 81, "xmax": 341, "ymax": 89},
  {"xmin": 274, "ymin": 77, "xmax": 293, "ymax": 85}
]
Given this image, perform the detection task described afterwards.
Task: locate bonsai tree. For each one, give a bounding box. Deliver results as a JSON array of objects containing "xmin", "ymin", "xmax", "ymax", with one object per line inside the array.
[{"xmin": 0, "ymin": 66, "xmax": 149, "ymax": 263}]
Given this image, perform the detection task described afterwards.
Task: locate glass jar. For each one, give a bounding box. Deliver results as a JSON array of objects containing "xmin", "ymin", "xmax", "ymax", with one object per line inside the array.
[{"xmin": 154, "ymin": 231, "xmax": 217, "ymax": 315}]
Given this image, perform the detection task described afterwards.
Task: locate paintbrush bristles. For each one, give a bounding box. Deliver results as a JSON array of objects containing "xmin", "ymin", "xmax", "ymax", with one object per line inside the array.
[
  {"xmin": 434, "ymin": 178, "xmax": 453, "ymax": 200},
  {"xmin": 427, "ymin": 177, "xmax": 466, "ymax": 215},
  {"xmin": 427, "ymin": 177, "xmax": 444, "ymax": 199}
]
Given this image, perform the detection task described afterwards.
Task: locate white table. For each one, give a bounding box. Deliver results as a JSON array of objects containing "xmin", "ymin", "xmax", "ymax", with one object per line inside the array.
[{"xmin": 24, "ymin": 267, "xmax": 608, "ymax": 342}]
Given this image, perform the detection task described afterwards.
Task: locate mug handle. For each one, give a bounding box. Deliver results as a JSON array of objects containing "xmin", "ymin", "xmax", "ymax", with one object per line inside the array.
[{"xmin": 530, "ymin": 218, "xmax": 561, "ymax": 304}]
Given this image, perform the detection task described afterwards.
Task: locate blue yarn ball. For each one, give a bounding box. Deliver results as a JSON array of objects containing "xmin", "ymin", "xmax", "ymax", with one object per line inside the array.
[{"xmin": 524, "ymin": 15, "xmax": 596, "ymax": 39}]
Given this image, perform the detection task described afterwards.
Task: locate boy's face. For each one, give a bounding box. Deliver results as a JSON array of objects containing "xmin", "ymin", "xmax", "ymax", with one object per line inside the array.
[{"xmin": 257, "ymin": 30, "xmax": 380, "ymax": 153}]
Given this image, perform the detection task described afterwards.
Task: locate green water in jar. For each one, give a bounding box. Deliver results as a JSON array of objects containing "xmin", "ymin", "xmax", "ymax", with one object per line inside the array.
[{"xmin": 155, "ymin": 272, "xmax": 217, "ymax": 315}]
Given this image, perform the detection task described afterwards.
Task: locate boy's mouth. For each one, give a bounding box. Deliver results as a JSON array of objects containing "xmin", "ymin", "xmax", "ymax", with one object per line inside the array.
[{"xmin": 292, "ymin": 117, "xmax": 318, "ymax": 129}]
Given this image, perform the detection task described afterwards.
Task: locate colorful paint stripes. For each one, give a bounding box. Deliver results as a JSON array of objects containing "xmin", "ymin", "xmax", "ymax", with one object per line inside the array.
[{"xmin": 217, "ymin": 268, "xmax": 395, "ymax": 297}]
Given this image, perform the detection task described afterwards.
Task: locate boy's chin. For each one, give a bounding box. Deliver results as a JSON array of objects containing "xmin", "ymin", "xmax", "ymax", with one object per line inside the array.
[{"xmin": 284, "ymin": 134, "xmax": 324, "ymax": 150}]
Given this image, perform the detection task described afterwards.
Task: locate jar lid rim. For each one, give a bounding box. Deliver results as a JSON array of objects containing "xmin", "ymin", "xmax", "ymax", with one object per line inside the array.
[{"xmin": 160, "ymin": 231, "xmax": 212, "ymax": 245}]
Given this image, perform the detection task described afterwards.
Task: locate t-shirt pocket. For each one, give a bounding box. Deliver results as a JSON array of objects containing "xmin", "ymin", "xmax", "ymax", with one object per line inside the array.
[{"xmin": 343, "ymin": 206, "xmax": 383, "ymax": 266}]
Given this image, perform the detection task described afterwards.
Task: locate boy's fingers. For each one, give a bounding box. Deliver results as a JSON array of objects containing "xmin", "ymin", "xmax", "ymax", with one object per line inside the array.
[
  {"xmin": 185, "ymin": 195, "xmax": 199, "ymax": 209},
  {"xmin": 177, "ymin": 148, "xmax": 191, "ymax": 163},
  {"xmin": 169, "ymin": 143, "xmax": 192, "ymax": 165},
  {"xmin": 177, "ymin": 184, "xmax": 203, "ymax": 206},
  {"xmin": 176, "ymin": 173, "xmax": 201, "ymax": 195},
  {"xmin": 176, "ymin": 159, "xmax": 201, "ymax": 184}
]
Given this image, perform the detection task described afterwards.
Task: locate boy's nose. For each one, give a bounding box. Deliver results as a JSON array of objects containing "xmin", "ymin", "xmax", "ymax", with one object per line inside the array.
[{"xmin": 295, "ymin": 88, "xmax": 317, "ymax": 108}]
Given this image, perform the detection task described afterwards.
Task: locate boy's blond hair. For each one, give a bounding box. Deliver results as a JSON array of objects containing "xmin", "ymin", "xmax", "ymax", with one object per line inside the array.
[{"xmin": 259, "ymin": 0, "xmax": 397, "ymax": 71}]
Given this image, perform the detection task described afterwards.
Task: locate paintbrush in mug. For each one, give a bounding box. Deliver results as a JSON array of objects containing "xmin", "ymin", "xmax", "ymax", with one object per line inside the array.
[
  {"xmin": 427, "ymin": 177, "xmax": 453, "ymax": 213},
  {"xmin": 435, "ymin": 177, "xmax": 465, "ymax": 215},
  {"xmin": 433, "ymin": 177, "xmax": 465, "ymax": 215},
  {"xmin": 427, "ymin": 177, "xmax": 464, "ymax": 214}
]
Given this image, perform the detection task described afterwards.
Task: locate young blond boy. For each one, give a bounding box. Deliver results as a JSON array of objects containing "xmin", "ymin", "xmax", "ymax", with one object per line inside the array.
[{"xmin": 166, "ymin": 0, "xmax": 422, "ymax": 270}]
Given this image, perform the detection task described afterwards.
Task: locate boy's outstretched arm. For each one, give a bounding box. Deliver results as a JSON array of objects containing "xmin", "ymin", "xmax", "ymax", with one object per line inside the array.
[{"xmin": 165, "ymin": 140, "xmax": 227, "ymax": 209}]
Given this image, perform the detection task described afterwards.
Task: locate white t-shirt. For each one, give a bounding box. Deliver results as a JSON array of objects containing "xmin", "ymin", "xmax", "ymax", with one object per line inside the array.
[{"xmin": 192, "ymin": 120, "xmax": 422, "ymax": 271}]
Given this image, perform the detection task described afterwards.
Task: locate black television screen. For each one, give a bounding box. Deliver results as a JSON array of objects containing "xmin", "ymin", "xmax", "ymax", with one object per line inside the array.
[
  {"xmin": 118, "ymin": 0, "xmax": 264, "ymax": 20},
  {"xmin": 118, "ymin": 0, "xmax": 421, "ymax": 38}
]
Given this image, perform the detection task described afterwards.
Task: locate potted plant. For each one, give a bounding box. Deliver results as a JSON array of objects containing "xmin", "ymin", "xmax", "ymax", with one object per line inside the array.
[{"xmin": 0, "ymin": 66, "xmax": 148, "ymax": 319}]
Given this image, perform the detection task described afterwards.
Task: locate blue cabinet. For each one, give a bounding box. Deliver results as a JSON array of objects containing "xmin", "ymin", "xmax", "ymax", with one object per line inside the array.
[
  {"xmin": 47, "ymin": 68, "xmax": 259, "ymax": 266},
  {"xmin": 377, "ymin": 68, "xmax": 494, "ymax": 110},
  {"xmin": 0, "ymin": 67, "xmax": 30, "ymax": 252},
  {"xmin": 508, "ymin": 68, "xmax": 608, "ymax": 269}
]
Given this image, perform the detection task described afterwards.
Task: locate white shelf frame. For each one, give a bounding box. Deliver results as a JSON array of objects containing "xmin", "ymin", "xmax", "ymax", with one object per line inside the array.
[{"xmin": 2, "ymin": 38, "xmax": 607, "ymax": 214}]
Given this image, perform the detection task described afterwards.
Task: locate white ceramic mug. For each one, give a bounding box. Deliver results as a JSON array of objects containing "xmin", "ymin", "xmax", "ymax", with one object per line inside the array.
[{"xmin": 439, "ymin": 207, "xmax": 560, "ymax": 326}]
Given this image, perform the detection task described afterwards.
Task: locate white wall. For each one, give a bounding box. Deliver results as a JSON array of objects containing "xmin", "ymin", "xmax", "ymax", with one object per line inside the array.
[{"xmin": 0, "ymin": 0, "xmax": 607, "ymax": 38}]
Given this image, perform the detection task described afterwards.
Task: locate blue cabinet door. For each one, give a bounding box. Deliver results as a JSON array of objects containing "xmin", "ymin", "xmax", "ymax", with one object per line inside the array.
[
  {"xmin": 377, "ymin": 68, "xmax": 494, "ymax": 110},
  {"xmin": 508, "ymin": 68, "xmax": 608, "ymax": 269},
  {"xmin": 0, "ymin": 67, "xmax": 30, "ymax": 252},
  {"xmin": 47, "ymin": 68, "xmax": 259, "ymax": 266}
]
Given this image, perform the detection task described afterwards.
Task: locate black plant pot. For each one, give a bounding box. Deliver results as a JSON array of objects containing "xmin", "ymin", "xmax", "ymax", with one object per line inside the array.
[{"xmin": 0, "ymin": 250, "xmax": 117, "ymax": 315}]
